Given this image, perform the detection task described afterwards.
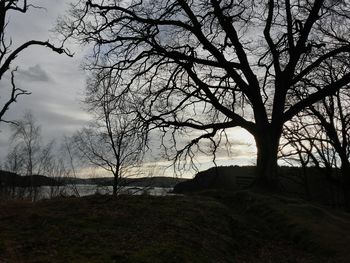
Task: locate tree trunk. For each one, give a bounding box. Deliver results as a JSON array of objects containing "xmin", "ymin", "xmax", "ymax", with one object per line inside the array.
[
  {"xmin": 113, "ymin": 174, "xmax": 118, "ymax": 196},
  {"xmin": 254, "ymin": 130, "xmax": 281, "ymax": 192},
  {"xmin": 301, "ymin": 164, "xmax": 312, "ymax": 201},
  {"xmin": 341, "ymin": 161, "xmax": 350, "ymax": 212},
  {"xmin": 113, "ymin": 176, "xmax": 118, "ymax": 196},
  {"xmin": 113, "ymin": 163, "xmax": 120, "ymax": 196}
]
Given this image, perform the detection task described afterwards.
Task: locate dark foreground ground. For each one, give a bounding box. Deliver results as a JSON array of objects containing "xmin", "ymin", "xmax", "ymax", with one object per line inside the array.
[{"xmin": 0, "ymin": 191, "xmax": 349, "ymax": 263}]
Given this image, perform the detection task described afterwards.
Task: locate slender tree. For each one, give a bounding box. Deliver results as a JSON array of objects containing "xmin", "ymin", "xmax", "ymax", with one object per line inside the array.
[
  {"xmin": 72, "ymin": 72, "xmax": 145, "ymax": 195},
  {"xmin": 10, "ymin": 112, "xmax": 41, "ymax": 176},
  {"xmin": 60, "ymin": 0, "xmax": 350, "ymax": 191},
  {"xmin": 7, "ymin": 112, "xmax": 56, "ymax": 199},
  {"xmin": 0, "ymin": 0, "xmax": 70, "ymax": 123}
]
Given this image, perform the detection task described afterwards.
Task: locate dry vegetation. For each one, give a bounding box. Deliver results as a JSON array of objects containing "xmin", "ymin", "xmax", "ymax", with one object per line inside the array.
[{"xmin": 0, "ymin": 191, "xmax": 349, "ymax": 262}]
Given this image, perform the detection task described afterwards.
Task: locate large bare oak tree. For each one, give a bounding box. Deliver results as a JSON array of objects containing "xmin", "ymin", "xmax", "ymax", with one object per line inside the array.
[{"xmin": 61, "ymin": 0, "xmax": 350, "ymax": 191}]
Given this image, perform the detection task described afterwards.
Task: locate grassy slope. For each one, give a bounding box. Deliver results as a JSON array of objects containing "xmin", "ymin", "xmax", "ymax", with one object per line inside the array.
[{"xmin": 0, "ymin": 191, "xmax": 349, "ymax": 263}]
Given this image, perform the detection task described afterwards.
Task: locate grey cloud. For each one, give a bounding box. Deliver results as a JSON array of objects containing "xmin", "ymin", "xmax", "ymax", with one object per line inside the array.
[
  {"xmin": 229, "ymin": 139, "xmax": 253, "ymax": 147},
  {"xmin": 0, "ymin": 0, "xmax": 90, "ymax": 164},
  {"xmin": 18, "ymin": 64, "xmax": 51, "ymax": 82}
]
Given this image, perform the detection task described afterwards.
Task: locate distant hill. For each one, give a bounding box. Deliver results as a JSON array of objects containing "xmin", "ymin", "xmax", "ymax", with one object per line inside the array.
[
  {"xmin": 173, "ymin": 166, "xmax": 255, "ymax": 193},
  {"xmin": 0, "ymin": 170, "xmax": 61, "ymax": 187},
  {"xmin": 121, "ymin": 177, "xmax": 188, "ymax": 188},
  {"xmin": 62, "ymin": 177, "xmax": 113, "ymax": 186},
  {"xmin": 173, "ymin": 165, "xmax": 343, "ymax": 206}
]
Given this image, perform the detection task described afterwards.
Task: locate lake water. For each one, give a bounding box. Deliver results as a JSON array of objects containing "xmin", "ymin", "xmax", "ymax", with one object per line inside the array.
[
  {"xmin": 56, "ymin": 185, "xmax": 173, "ymax": 197},
  {"xmin": 0, "ymin": 185, "xmax": 174, "ymax": 201}
]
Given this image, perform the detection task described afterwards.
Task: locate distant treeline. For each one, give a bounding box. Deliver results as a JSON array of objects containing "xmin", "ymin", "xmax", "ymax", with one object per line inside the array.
[
  {"xmin": 2, "ymin": 165, "xmax": 344, "ymax": 207},
  {"xmin": 0, "ymin": 170, "xmax": 61, "ymax": 187},
  {"xmin": 0, "ymin": 170, "xmax": 187, "ymax": 188}
]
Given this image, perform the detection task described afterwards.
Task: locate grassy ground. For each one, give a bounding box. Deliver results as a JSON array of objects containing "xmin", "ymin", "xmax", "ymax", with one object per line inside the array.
[{"xmin": 0, "ymin": 191, "xmax": 349, "ymax": 262}]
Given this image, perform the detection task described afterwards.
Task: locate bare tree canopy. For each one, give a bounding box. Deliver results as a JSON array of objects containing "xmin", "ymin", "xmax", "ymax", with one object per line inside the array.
[
  {"xmin": 282, "ymin": 81, "xmax": 350, "ymax": 208},
  {"xmin": 60, "ymin": 0, "xmax": 350, "ymax": 191},
  {"xmin": 0, "ymin": 0, "xmax": 70, "ymax": 123},
  {"xmin": 6, "ymin": 111, "xmax": 55, "ymax": 176},
  {"xmin": 72, "ymin": 71, "xmax": 146, "ymax": 195}
]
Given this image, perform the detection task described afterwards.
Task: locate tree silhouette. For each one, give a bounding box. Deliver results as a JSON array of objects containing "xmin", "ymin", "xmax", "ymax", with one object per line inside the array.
[
  {"xmin": 283, "ymin": 80, "xmax": 350, "ymax": 208},
  {"xmin": 0, "ymin": 0, "xmax": 70, "ymax": 123},
  {"xmin": 310, "ymin": 93, "xmax": 350, "ymax": 209},
  {"xmin": 281, "ymin": 111, "xmax": 342, "ymax": 203},
  {"xmin": 7, "ymin": 111, "xmax": 56, "ymax": 200},
  {"xmin": 72, "ymin": 71, "xmax": 146, "ymax": 195},
  {"xmin": 61, "ymin": 0, "xmax": 350, "ymax": 191}
]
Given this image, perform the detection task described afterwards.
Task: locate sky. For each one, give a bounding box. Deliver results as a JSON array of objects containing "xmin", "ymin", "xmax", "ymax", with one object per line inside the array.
[
  {"xmin": 0, "ymin": 0, "xmax": 257, "ymax": 178},
  {"xmin": 0, "ymin": 0, "xmax": 90, "ymax": 158}
]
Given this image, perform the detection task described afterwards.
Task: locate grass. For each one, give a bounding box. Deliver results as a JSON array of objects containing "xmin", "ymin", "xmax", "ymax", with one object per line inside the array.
[{"xmin": 0, "ymin": 191, "xmax": 349, "ymax": 262}]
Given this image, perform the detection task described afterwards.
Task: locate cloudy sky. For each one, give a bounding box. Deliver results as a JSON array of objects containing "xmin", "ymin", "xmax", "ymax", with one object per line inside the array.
[
  {"xmin": 0, "ymin": 0, "xmax": 256, "ymax": 177},
  {"xmin": 0, "ymin": 1, "xmax": 90, "ymax": 157}
]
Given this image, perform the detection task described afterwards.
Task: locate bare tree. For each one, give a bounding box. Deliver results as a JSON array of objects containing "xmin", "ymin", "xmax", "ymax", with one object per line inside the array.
[
  {"xmin": 7, "ymin": 111, "xmax": 55, "ymax": 199},
  {"xmin": 280, "ymin": 118, "xmax": 314, "ymax": 199},
  {"xmin": 281, "ymin": 52, "xmax": 350, "ymax": 207},
  {"xmin": 4, "ymin": 143, "xmax": 25, "ymax": 174},
  {"xmin": 59, "ymin": 136, "xmax": 81, "ymax": 197},
  {"xmin": 9, "ymin": 112, "xmax": 41, "ymax": 176},
  {"xmin": 281, "ymin": 112, "xmax": 341, "ymax": 203},
  {"xmin": 72, "ymin": 73, "xmax": 145, "ymax": 195},
  {"xmin": 309, "ymin": 93, "xmax": 350, "ymax": 209},
  {"xmin": 284, "ymin": 85, "xmax": 350, "ymax": 208},
  {"xmin": 60, "ymin": 0, "xmax": 350, "ymax": 191},
  {"xmin": 0, "ymin": 0, "xmax": 70, "ymax": 123}
]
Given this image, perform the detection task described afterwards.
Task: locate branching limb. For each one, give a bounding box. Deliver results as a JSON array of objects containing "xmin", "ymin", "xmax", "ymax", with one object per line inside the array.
[{"xmin": 0, "ymin": 68, "xmax": 30, "ymax": 121}]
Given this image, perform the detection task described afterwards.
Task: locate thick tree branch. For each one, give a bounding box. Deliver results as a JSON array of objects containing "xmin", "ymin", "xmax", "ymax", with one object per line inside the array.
[
  {"xmin": 284, "ymin": 72, "xmax": 350, "ymax": 122},
  {"xmin": 0, "ymin": 40, "xmax": 71, "ymax": 80}
]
